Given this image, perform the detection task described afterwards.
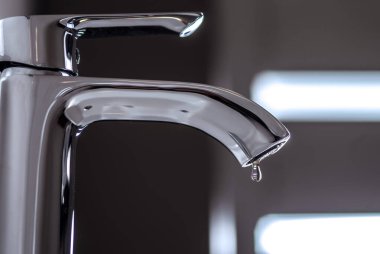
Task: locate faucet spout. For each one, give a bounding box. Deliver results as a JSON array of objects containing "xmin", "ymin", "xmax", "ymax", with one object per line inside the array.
[
  {"xmin": 58, "ymin": 76, "xmax": 289, "ymax": 254},
  {"xmin": 64, "ymin": 79, "xmax": 290, "ymax": 169}
]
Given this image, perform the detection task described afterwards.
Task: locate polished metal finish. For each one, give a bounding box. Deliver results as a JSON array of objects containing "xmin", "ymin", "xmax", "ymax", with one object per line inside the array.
[
  {"xmin": 0, "ymin": 13, "xmax": 203, "ymax": 75},
  {"xmin": 0, "ymin": 68, "xmax": 289, "ymax": 254},
  {"xmin": 64, "ymin": 82, "xmax": 289, "ymax": 167},
  {"xmin": 0, "ymin": 13, "xmax": 290, "ymax": 254}
]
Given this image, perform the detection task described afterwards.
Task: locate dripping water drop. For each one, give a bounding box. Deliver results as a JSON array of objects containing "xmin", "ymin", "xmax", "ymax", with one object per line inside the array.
[{"xmin": 251, "ymin": 164, "xmax": 262, "ymax": 182}]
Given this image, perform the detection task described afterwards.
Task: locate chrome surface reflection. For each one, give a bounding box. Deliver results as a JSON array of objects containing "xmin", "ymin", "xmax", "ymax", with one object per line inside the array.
[
  {"xmin": 0, "ymin": 12, "xmax": 289, "ymax": 254},
  {"xmin": 0, "ymin": 13, "xmax": 203, "ymax": 75},
  {"xmin": 0, "ymin": 69, "xmax": 289, "ymax": 254},
  {"xmin": 64, "ymin": 82, "xmax": 289, "ymax": 167}
]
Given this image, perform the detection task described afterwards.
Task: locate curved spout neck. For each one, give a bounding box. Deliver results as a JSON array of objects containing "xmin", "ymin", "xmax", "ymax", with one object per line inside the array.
[{"xmin": 62, "ymin": 78, "xmax": 290, "ymax": 175}]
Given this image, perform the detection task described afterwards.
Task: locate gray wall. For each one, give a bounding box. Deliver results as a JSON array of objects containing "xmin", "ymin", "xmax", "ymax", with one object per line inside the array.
[{"xmin": 0, "ymin": 0, "xmax": 33, "ymax": 18}]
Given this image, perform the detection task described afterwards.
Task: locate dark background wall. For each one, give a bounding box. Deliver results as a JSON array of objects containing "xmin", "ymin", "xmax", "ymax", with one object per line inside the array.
[{"xmin": 2, "ymin": 0, "xmax": 380, "ymax": 253}]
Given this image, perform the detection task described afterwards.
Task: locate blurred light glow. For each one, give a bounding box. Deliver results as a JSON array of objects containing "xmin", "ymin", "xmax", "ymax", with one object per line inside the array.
[
  {"xmin": 251, "ymin": 71, "xmax": 380, "ymax": 121},
  {"xmin": 209, "ymin": 208, "xmax": 237, "ymax": 254},
  {"xmin": 255, "ymin": 214, "xmax": 380, "ymax": 254}
]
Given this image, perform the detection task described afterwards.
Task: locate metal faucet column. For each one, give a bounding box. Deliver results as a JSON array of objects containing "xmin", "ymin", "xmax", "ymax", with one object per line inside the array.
[{"xmin": 0, "ymin": 13, "xmax": 290, "ymax": 254}]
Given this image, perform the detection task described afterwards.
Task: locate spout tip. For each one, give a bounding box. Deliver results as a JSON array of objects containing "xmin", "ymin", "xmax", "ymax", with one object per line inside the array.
[
  {"xmin": 179, "ymin": 12, "xmax": 204, "ymax": 37},
  {"xmin": 242, "ymin": 138, "xmax": 290, "ymax": 168}
]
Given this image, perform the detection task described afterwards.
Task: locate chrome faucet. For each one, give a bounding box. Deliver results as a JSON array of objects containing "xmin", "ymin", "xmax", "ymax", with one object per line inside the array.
[{"xmin": 0, "ymin": 13, "xmax": 289, "ymax": 254}]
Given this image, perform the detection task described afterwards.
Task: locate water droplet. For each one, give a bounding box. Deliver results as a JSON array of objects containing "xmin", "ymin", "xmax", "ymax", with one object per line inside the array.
[{"xmin": 251, "ymin": 164, "xmax": 262, "ymax": 182}]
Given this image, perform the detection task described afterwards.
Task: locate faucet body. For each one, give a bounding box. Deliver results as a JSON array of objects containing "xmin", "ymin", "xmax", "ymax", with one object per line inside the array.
[{"xmin": 0, "ymin": 13, "xmax": 289, "ymax": 254}]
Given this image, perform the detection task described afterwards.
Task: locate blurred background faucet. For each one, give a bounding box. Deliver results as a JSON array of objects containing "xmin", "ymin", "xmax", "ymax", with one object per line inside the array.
[{"xmin": 0, "ymin": 13, "xmax": 289, "ymax": 254}]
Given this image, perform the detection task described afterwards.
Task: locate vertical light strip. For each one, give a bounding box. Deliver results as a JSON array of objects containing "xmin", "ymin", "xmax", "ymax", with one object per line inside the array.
[
  {"xmin": 209, "ymin": 206, "xmax": 237, "ymax": 254},
  {"xmin": 70, "ymin": 211, "xmax": 75, "ymax": 254},
  {"xmin": 255, "ymin": 214, "xmax": 380, "ymax": 254},
  {"xmin": 251, "ymin": 71, "xmax": 380, "ymax": 121}
]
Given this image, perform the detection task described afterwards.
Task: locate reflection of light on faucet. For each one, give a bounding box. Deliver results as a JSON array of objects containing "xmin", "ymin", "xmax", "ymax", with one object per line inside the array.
[
  {"xmin": 255, "ymin": 213, "xmax": 380, "ymax": 254},
  {"xmin": 70, "ymin": 211, "xmax": 75, "ymax": 254},
  {"xmin": 55, "ymin": 87, "xmax": 73, "ymax": 98},
  {"xmin": 34, "ymin": 27, "xmax": 38, "ymax": 62},
  {"xmin": 66, "ymin": 146, "xmax": 71, "ymax": 183},
  {"xmin": 63, "ymin": 32, "xmax": 74, "ymax": 71},
  {"xmin": 209, "ymin": 206, "xmax": 237, "ymax": 254},
  {"xmin": 252, "ymin": 71, "xmax": 380, "ymax": 121},
  {"xmin": 180, "ymin": 14, "xmax": 204, "ymax": 37}
]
